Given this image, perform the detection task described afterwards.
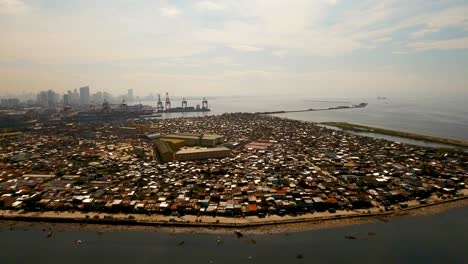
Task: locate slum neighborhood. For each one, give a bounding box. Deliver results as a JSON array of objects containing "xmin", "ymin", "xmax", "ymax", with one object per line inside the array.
[{"xmin": 0, "ymin": 113, "xmax": 467, "ymax": 218}]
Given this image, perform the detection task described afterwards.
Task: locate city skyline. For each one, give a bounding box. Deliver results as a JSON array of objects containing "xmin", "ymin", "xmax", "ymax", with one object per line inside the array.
[{"xmin": 1, "ymin": 0, "xmax": 468, "ymax": 98}]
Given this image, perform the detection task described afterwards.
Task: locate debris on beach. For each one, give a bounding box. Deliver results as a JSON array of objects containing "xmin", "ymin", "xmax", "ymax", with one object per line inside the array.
[
  {"xmin": 344, "ymin": 235, "xmax": 357, "ymax": 240},
  {"xmin": 234, "ymin": 230, "xmax": 243, "ymax": 238},
  {"xmin": 178, "ymin": 241, "xmax": 185, "ymax": 246}
]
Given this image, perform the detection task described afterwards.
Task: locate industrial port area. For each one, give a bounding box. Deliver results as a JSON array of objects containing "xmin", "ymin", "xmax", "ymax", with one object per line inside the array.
[
  {"xmin": 0, "ymin": 113, "xmax": 467, "ymax": 227},
  {"xmin": 0, "ymin": 88, "xmax": 210, "ymax": 128}
]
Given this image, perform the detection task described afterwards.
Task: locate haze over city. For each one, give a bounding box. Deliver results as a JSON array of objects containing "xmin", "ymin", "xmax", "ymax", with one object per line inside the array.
[{"xmin": 1, "ymin": 0, "xmax": 468, "ymax": 98}]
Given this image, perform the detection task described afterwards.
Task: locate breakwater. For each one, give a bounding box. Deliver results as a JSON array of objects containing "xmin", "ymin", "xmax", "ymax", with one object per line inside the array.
[{"xmin": 255, "ymin": 103, "xmax": 367, "ymax": 115}]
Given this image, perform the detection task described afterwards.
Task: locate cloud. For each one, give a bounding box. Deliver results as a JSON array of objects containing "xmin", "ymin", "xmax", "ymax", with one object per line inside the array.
[
  {"xmin": 408, "ymin": 36, "xmax": 468, "ymax": 51},
  {"xmin": 229, "ymin": 45, "xmax": 263, "ymax": 52},
  {"xmin": 410, "ymin": 6, "xmax": 468, "ymax": 38},
  {"xmin": 160, "ymin": 7, "xmax": 180, "ymax": 17},
  {"xmin": 0, "ymin": 0, "xmax": 29, "ymax": 15},
  {"xmin": 195, "ymin": 1, "xmax": 226, "ymax": 11},
  {"xmin": 1, "ymin": 0, "xmax": 468, "ymax": 97}
]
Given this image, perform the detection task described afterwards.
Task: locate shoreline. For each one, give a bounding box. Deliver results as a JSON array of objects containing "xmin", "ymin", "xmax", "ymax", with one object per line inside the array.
[
  {"xmin": 322, "ymin": 122, "xmax": 468, "ymax": 149},
  {"xmin": 1, "ymin": 195, "xmax": 467, "ymax": 235}
]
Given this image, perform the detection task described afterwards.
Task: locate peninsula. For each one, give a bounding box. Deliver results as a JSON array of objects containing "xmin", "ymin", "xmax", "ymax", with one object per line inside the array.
[{"xmin": 0, "ymin": 113, "xmax": 466, "ymax": 231}]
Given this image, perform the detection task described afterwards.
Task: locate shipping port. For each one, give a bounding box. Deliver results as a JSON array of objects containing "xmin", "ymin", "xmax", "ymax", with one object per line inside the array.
[
  {"xmin": 156, "ymin": 93, "xmax": 210, "ymax": 113},
  {"xmin": 62, "ymin": 100, "xmax": 157, "ymax": 122}
]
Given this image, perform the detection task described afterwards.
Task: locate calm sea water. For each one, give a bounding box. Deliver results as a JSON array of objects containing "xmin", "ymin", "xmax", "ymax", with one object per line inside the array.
[
  {"xmin": 1, "ymin": 206, "xmax": 468, "ymax": 264},
  {"xmin": 144, "ymin": 96, "xmax": 468, "ymax": 141}
]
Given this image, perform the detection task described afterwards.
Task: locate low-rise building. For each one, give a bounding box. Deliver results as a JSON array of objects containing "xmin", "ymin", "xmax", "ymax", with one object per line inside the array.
[
  {"xmin": 164, "ymin": 133, "xmax": 224, "ymax": 147},
  {"xmin": 175, "ymin": 147, "xmax": 231, "ymax": 161}
]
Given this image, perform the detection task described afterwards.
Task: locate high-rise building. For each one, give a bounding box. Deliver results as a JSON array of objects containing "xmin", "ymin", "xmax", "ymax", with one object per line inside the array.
[
  {"xmin": 0, "ymin": 98, "xmax": 20, "ymax": 108},
  {"xmin": 63, "ymin": 94, "xmax": 70, "ymax": 106},
  {"xmin": 128, "ymin": 89, "xmax": 134, "ymax": 102},
  {"xmin": 47, "ymin": 89, "xmax": 57, "ymax": 109},
  {"xmin": 73, "ymin": 89, "xmax": 80, "ymax": 104},
  {"xmin": 91, "ymin": 91, "xmax": 103, "ymax": 104},
  {"xmin": 79, "ymin": 86, "xmax": 90, "ymax": 106},
  {"xmin": 36, "ymin": 91, "xmax": 48, "ymax": 108}
]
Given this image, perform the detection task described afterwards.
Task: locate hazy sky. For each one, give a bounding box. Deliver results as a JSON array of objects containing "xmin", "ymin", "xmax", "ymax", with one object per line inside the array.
[{"xmin": 1, "ymin": 0, "xmax": 468, "ymax": 98}]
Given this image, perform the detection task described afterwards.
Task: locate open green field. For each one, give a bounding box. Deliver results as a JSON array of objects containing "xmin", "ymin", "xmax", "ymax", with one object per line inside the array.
[{"xmin": 322, "ymin": 122, "xmax": 468, "ymax": 149}]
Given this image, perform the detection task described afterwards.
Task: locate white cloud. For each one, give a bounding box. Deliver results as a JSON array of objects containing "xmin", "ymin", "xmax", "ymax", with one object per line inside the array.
[
  {"xmin": 1, "ymin": 0, "xmax": 468, "ymax": 96},
  {"xmin": 0, "ymin": 0, "xmax": 29, "ymax": 15},
  {"xmin": 408, "ymin": 36, "xmax": 468, "ymax": 51},
  {"xmin": 160, "ymin": 7, "xmax": 180, "ymax": 18},
  {"xmin": 229, "ymin": 45, "xmax": 263, "ymax": 52},
  {"xmin": 410, "ymin": 6, "xmax": 468, "ymax": 38},
  {"xmin": 195, "ymin": 1, "xmax": 226, "ymax": 11}
]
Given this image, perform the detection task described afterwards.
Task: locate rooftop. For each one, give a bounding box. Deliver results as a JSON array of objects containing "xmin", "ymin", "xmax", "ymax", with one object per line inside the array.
[{"xmin": 175, "ymin": 147, "xmax": 231, "ymax": 154}]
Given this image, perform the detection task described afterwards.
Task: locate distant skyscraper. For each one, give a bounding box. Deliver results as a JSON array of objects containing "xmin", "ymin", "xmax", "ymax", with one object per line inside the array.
[
  {"xmin": 47, "ymin": 89, "xmax": 57, "ymax": 109},
  {"xmin": 73, "ymin": 89, "xmax": 79, "ymax": 104},
  {"xmin": 128, "ymin": 89, "xmax": 134, "ymax": 102},
  {"xmin": 63, "ymin": 94, "xmax": 70, "ymax": 106},
  {"xmin": 0, "ymin": 98, "xmax": 20, "ymax": 108},
  {"xmin": 37, "ymin": 91, "xmax": 48, "ymax": 108},
  {"xmin": 91, "ymin": 91, "xmax": 103, "ymax": 104},
  {"xmin": 80, "ymin": 86, "xmax": 90, "ymax": 106}
]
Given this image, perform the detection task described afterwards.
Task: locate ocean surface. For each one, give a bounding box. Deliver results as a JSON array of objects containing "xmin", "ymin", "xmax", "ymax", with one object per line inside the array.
[
  {"xmin": 1, "ymin": 206, "xmax": 468, "ymax": 264},
  {"xmin": 144, "ymin": 96, "xmax": 468, "ymax": 141}
]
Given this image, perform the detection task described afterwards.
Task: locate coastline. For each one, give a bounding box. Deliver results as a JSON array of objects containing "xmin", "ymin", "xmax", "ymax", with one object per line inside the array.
[
  {"xmin": 321, "ymin": 122, "xmax": 468, "ymax": 149},
  {"xmin": 1, "ymin": 195, "xmax": 467, "ymax": 235}
]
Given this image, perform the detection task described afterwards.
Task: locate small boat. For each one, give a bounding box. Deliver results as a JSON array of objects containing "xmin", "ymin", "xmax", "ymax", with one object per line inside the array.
[
  {"xmin": 178, "ymin": 241, "xmax": 185, "ymax": 246},
  {"xmin": 216, "ymin": 236, "xmax": 223, "ymax": 246},
  {"xmin": 46, "ymin": 231, "xmax": 53, "ymax": 238},
  {"xmin": 344, "ymin": 235, "xmax": 357, "ymax": 240},
  {"xmin": 76, "ymin": 240, "xmax": 82, "ymax": 244}
]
